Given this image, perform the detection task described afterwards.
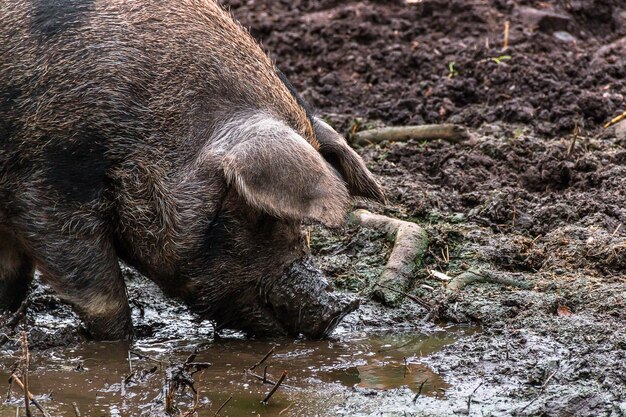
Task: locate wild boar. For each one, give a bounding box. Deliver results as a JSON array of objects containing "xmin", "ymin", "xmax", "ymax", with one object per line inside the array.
[{"xmin": 0, "ymin": 0, "xmax": 384, "ymax": 340}]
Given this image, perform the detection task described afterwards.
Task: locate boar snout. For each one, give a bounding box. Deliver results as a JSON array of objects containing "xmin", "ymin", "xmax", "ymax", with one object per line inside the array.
[{"xmin": 265, "ymin": 259, "xmax": 360, "ymax": 339}]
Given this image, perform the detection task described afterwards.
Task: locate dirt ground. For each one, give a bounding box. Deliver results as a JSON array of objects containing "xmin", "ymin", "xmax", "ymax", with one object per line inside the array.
[
  {"xmin": 1, "ymin": 0, "xmax": 625, "ymax": 416},
  {"xmin": 228, "ymin": 0, "xmax": 626, "ymax": 415}
]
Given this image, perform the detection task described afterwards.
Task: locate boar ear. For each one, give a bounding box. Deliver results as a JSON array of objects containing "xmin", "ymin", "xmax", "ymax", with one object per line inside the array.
[
  {"xmin": 222, "ymin": 120, "xmax": 350, "ymax": 226},
  {"xmin": 313, "ymin": 118, "xmax": 386, "ymax": 204}
]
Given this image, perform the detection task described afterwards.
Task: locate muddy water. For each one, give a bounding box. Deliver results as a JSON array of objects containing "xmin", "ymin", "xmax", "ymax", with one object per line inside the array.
[{"xmin": 0, "ymin": 327, "xmax": 474, "ymax": 417}]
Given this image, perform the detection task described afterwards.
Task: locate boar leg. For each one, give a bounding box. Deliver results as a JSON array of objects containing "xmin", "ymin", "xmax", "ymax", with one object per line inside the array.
[
  {"xmin": 0, "ymin": 230, "xmax": 34, "ymax": 312},
  {"xmin": 23, "ymin": 228, "xmax": 133, "ymax": 340}
]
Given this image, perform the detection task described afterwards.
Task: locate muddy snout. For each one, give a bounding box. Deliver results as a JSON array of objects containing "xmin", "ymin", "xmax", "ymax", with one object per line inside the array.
[{"xmin": 266, "ymin": 259, "xmax": 359, "ymax": 339}]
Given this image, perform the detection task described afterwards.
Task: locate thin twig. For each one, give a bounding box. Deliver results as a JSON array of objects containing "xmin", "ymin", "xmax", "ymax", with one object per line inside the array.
[
  {"xmin": 521, "ymin": 367, "xmax": 560, "ymax": 412},
  {"xmin": 213, "ymin": 396, "xmax": 232, "ymax": 417},
  {"xmin": 412, "ymin": 379, "xmax": 429, "ymax": 403},
  {"xmin": 250, "ymin": 346, "xmax": 276, "ymax": 371},
  {"xmin": 130, "ymin": 350, "xmax": 163, "ymax": 369},
  {"xmin": 261, "ymin": 371, "xmax": 287, "ymax": 405},
  {"xmin": 567, "ymin": 120, "xmax": 581, "ymax": 157},
  {"xmin": 8, "ymin": 374, "xmax": 50, "ymax": 417},
  {"xmin": 21, "ymin": 332, "xmax": 31, "ymax": 417},
  {"xmin": 375, "ymin": 283, "xmax": 432, "ymax": 310},
  {"xmin": 127, "ymin": 351, "xmax": 133, "ymax": 374},
  {"xmin": 279, "ymin": 403, "xmax": 293, "ymax": 415},
  {"xmin": 247, "ymin": 371, "xmax": 295, "ymax": 389},
  {"xmin": 467, "ymin": 382, "xmax": 484, "ymax": 415}
]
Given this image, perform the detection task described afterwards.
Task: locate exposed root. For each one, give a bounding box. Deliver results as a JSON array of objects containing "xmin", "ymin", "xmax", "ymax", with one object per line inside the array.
[
  {"xmin": 423, "ymin": 269, "xmax": 532, "ymax": 322},
  {"xmin": 349, "ymin": 209, "xmax": 429, "ymax": 306},
  {"xmin": 446, "ymin": 269, "xmax": 532, "ymax": 292},
  {"xmin": 352, "ymin": 124, "xmax": 469, "ymax": 147}
]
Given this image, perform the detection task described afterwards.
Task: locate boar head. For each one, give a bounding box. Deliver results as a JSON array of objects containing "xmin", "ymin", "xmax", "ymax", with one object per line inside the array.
[{"xmin": 178, "ymin": 114, "xmax": 384, "ymax": 338}]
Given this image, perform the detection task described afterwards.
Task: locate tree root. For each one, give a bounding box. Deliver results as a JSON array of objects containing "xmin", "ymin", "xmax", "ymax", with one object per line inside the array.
[
  {"xmin": 446, "ymin": 269, "xmax": 532, "ymax": 292},
  {"xmin": 349, "ymin": 209, "xmax": 429, "ymax": 307},
  {"xmin": 423, "ymin": 270, "xmax": 531, "ymax": 322},
  {"xmin": 352, "ymin": 124, "xmax": 469, "ymax": 147}
]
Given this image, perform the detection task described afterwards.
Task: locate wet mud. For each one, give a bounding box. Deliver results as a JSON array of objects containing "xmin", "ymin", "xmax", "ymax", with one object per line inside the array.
[
  {"xmin": 1, "ymin": 271, "xmax": 474, "ymax": 417},
  {"xmin": 2, "ymin": 0, "xmax": 626, "ymax": 416}
]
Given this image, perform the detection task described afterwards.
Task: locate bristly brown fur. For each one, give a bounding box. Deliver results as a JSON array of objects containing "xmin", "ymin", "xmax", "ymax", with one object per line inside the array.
[{"xmin": 0, "ymin": 0, "xmax": 380, "ymax": 339}]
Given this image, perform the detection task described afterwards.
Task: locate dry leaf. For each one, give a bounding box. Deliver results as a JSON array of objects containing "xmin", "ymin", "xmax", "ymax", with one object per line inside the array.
[{"xmin": 557, "ymin": 305, "xmax": 573, "ymax": 316}]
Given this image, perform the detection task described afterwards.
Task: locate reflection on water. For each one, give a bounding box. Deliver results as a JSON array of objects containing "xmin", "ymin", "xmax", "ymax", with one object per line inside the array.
[{"xmin": 0, "ymin": 327, "xmax": 474, "ymax": 417}]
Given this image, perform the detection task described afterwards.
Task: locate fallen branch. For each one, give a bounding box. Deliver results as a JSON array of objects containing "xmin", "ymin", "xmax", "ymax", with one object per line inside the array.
[
  {"xmin": 349, "ymin": 209, "xmax": 429, "ymax": 306},
  {"xmin": 8, "ymin": 374, "xmax": 51, "ymax": 417},
  {"xmin": 261, "ymin": 371, "xmax": 287, "ymax": 405},
  {"xmin": 446, "ymin": 270, "xmax": 532, "ymax": 292},
  {"xmin": 353, "ymin": 124, "xmax": 469, "ymax": 147}
]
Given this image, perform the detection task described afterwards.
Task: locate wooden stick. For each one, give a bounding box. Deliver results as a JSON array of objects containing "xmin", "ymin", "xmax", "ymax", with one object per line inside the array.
[
  {"xmin": 9, "ymin": 374, "xmax": 51, "ymax": 417},
  {"xmin": 353, "ymin": 124, "xmax": 469, "ymax": 147},
  {"xmin": 261, "ymin": 371, "xmax": 287, "ymax": 405}
]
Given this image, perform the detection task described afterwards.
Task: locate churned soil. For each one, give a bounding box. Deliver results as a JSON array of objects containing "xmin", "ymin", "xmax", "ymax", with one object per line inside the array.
[
  {"xmin": 227, "ymin": 0, "xmax": 626, "ymax": 415},
  {"xmin": 228, "ymin": 0, "xmax": 625, "ymax": 136}
]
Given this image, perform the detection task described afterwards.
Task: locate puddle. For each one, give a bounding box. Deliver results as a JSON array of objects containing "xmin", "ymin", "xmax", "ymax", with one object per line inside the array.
[{"xmin": 0, "ymin": 327, "xmax": 474, "ymax": 417}]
